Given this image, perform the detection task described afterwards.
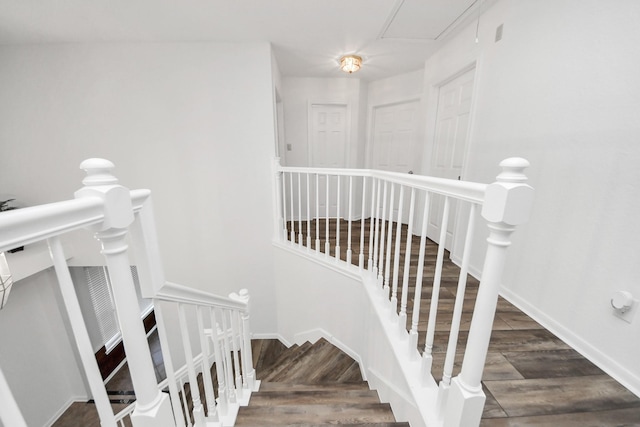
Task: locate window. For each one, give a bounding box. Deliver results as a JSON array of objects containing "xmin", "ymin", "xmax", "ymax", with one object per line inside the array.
[{"xmin": 85, "ymin": 266, "xmax": 153, "ymax": 353}]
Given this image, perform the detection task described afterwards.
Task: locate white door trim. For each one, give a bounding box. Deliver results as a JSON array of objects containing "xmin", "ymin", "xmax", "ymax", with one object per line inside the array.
[{"xmin": 307, "ymin": 100, "xmax": 351, "ymax": 167}]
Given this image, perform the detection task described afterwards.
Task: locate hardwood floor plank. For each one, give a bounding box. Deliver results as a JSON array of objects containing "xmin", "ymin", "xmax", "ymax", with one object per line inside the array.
[
  {"xmin": 502, "ymin": 349, "xmax": 605, "ymax": 379},
  {"xmin": 479, "ymin": 406, "xmax": 640, "ymax": 426},
  {"xmin": 484, "ymin": 375, "xmax": 640, "ymax": 418},
  {"xmin": 429, "ymin": 352, "xmax": 525, "ymax": 382}
]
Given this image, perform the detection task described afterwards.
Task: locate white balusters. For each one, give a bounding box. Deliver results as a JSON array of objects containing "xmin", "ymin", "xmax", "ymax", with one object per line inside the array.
[
  {"xmin": 298, "ymin": 173, "xmax": 303, "ymax": 247},
  {"xmin": 359, "ymin": 176, "xmax": 367, "ymax": 269},
  {"xmin": 335, "ymin": 175, "xmax": 341, "ymax": 261},
  {"xmin": 315, "ymin": 174, "xmax": 321, "ymax": 253},
  {"xmin": 423, "ymin": 197, "xmax": 451, "ymax": 363},
  {"xmin": 306, "ymin": 173, "xmax": 312, "ymax": 249},
  {"xmin": 268, "ymin": 159, "xmax": 534, "ymax": 427},
  {"xmin": 436, "ymin": 204, "xmax": 477, "ymax": 399},
  {"xmin": 209, "ymin": 307, "xmax": 228, "ymax": 416},
  {"xmin": 373, "ymin": 179, "xmax": 382, "ymax": 276},
  {"xmin": 391, "ymin": 186, "xmax": 405, "ymax": 313},
  {"xmin": 347, "ymin": 176, "xmax": 354, "ymax": 265},
  {"xmin": 289, "ymin": 172, "xmax": 295, "ymax": 242},
  {"xmin": 408, "ymin": 194, "xmax": 431, "ymax": 355},
  {"xmin": 177, "ymin": 303, "xmax": 206, "ymax": 426},
  {"xmin": 325, "ymin": 174, "xmax": 330, "ymax": 257},
  {"xmin": 384, "ymin": 184, "xmax": 395, "ymax": 294},
  {"xmin": 230, "ymin": 310, "xmax": 243, "ymax": 399},
  {"xmin": 196, "ymin": 306, "xmax": 217, "ymax": 419},
  {"xmin": 399, "ymin": 188, "xmax": 416, "ymax": 333},
  {"xmin": 368, "ymin": 178, "xmax": 377, "ymax": 270},
  {"xmin": 154, "ymin": 303, "xmax": 187, "ymax": 427},
  {"xmin": 282, "ymin": 171, "xmax": 288, "ymax": 241},
  {"xmin": 377, "ymin": 181, "xmax": 388, "ymax": 288}
]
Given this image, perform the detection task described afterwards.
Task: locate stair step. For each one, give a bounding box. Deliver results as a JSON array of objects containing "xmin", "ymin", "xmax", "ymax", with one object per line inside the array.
[
  {"xmin": 248, "ymin": 389, "xmax": 381, "ymax": 406},
  {"xmin": 261, "ymin": 340, "xmax": 331, "ymax": 382},
  {"xmin": 259, "ymin": 341, "xmax": 315, "ymax": 380},
  {"xmin": 235, "ymin": 424, "xmax": 409, "ymax": 427},
  {"xmin": 235, "ymin": 402, "xmax": 397, "ymax": 425},
  {"xmin": 258, "ymin": 382, "xmax": 370, "ymax": 392}
]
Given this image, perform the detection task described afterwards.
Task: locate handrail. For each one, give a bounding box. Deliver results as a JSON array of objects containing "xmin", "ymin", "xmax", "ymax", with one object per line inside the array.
[
  {"xmin": 155, "ymin": 281, "xmax": 247, "ymax": 311},
  {"xmin": 0, "ymin": 189, "xmax": 151, "ymax": 253},
  {"xmin": 277, "ymin": 165, "xmax": 487, "ymax": 204}
]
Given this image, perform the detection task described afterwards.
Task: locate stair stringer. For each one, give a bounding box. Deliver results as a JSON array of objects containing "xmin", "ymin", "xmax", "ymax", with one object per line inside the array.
[{"xmin": 272, "ymin": 243, "xmax": 442, "ymax": 427}]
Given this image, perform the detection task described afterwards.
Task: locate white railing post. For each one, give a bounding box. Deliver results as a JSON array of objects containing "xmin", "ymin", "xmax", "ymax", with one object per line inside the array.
[
  {"xmin": 48, "ymin": 237, "xmax": 118, "ymax": 427},
  {"xmin": 230, "ymin": 289, "xmax": 257, "ymax": 391},
  {"xmin": 75, "ymin": 159, "xmax": 175, "ymax": 427},
  {"xmin": 443, "ymin": 158, "xmax": 534, "ymax": 427}
]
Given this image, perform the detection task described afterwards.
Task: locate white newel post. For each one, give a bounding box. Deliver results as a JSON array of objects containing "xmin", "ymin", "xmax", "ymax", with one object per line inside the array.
[
  {"xmin": 75, "ymin": 159, "xmax": 175, "ymax": 427},
  {"xmin": 230, "ymin": 289, "xmax": 257, "ymax": 391},
  {"xmin": 443, "ymin": 158, "xmax": 534, "ymax": 427}
]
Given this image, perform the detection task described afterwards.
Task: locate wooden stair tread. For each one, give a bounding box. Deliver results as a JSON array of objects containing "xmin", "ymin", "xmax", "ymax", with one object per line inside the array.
[
  {"xmin": 258, "ymin": 382, "xmax": 370, "ymax": 392},
  {"xmin": 235, "ymin": 424, "xmax": 409, "ymax": 427},
  {"xmin": 258, "ymin": 341, "xmax": 316, "ymax": 380},
  {"xmin": 235, "ymin": 402, "xmax": 397, "ymax": 425},
  {"xmin": 247, "ymin": 389, "xmax": 381, "ymax": 405}
]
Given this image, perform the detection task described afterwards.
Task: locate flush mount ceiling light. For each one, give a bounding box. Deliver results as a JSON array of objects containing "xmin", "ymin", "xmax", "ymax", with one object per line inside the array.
[{"xmin": 340, "ymin": 55, "xmax": 362, "ymax": 73}]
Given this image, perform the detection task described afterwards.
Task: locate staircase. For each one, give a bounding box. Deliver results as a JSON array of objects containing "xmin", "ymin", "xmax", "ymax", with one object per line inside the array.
[{"xmin": 237, "ymin": 339, "xmax": 409, "ymax": 426}]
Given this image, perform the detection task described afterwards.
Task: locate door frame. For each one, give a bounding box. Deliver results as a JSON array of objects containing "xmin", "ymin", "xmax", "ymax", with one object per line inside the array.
[
  {"xmin": 366, "ymin": 96, "xmax": 422, "ymax": 170},
  {"xmin": 307, "ymin": 100, "xmax": 351, "ymax": 168}
]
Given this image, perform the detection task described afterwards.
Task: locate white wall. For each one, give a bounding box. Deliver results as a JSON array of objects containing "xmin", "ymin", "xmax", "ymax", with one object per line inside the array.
[
  {"xmin": 281, "ymin": 77, "xmax": 366, "ymax": 167},
  {"xmin": 422, "ymin": 0, "xmax": 640, "ymax": 395},
  {"xmin": 0, "ymin": 270, "xmax": 88, "ymax": 427},
  {"xmin": 0, "ymin": 42, "xmax": 279, "ymax": 336}
]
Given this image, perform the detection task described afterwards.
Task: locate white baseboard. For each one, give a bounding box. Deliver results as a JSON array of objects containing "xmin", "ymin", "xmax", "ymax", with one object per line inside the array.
[
  {"xmin": 251, "ymin": 332, "xmax": 293, "ymax": 348},
  {"xmin": 499, "ymin": 287, "xmax": 640, "ymax": 398}
]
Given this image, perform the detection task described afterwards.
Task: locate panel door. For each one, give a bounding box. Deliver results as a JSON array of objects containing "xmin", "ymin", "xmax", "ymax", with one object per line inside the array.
[
  {"xmin": 371, "ymin": 100, "xmax": 421, "ymax": 224},
  {"xmin": 428, "ymin": 68, "xmax": 475, "ymax": 248},
  {"xmin": 310, "ymin": 104, "xmax": 348, "ymax": 218}
]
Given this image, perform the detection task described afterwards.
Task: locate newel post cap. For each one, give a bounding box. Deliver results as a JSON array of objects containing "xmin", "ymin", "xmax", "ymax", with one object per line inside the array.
[
  {"xmin": 75, "ymin": 158, "xmax": 134, "ymax": 230},
  {"xmin": 481, "ymin": 158, "xmax": 534, "ymax": 225}
]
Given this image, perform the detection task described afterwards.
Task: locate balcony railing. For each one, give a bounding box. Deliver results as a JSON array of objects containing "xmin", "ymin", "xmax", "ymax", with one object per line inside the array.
[{"xmin": 272, "ymin": 157, "xmax": 534, "ymax": 426}]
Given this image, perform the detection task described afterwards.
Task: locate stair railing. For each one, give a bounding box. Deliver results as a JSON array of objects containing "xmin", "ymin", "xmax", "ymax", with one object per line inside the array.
[
  {"xmin": 0, "ymin": 158, "xmax": 257, "ymax": 427},
  {"xmin": 272, "ymin": 157, "xmax": 534, "ymax": 427},
  {"xmin": 151, "ymin": 282, "xmax": 257, "ymax": 427}
]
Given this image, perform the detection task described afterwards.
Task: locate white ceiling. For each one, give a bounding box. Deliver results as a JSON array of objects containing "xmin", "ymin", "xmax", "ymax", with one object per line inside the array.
[{"xmin": 0, "ymin": 0, "xmax": 486, "ymax": 81}]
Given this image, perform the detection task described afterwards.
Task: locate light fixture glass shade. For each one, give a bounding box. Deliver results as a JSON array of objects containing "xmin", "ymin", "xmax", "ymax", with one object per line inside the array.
[
  {"xmin": 0, "ymin": 252, "xmax": 12, "ymax": 309},
  {"xmin": 340, "ymin": 55, "xmax": 362, "ymax": 73}
]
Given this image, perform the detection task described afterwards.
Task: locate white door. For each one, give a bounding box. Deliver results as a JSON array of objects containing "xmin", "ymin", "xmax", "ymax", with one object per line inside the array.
[
  {"xmin": 371, "ymin": 100, "xmax": 421, "ymax": 223},
  {"xmin": 309, "ymin": 104, "xmax": 348, "ymax": 218},
  {"xmin": 428, "ymin": 68, "xmax": 475, "ymax": 248}
]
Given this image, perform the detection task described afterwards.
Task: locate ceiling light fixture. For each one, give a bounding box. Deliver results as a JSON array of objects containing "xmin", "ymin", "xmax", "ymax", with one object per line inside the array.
[{"xmin": 340, "ymin": 55, "xmax": 362, "ymax": 74}]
